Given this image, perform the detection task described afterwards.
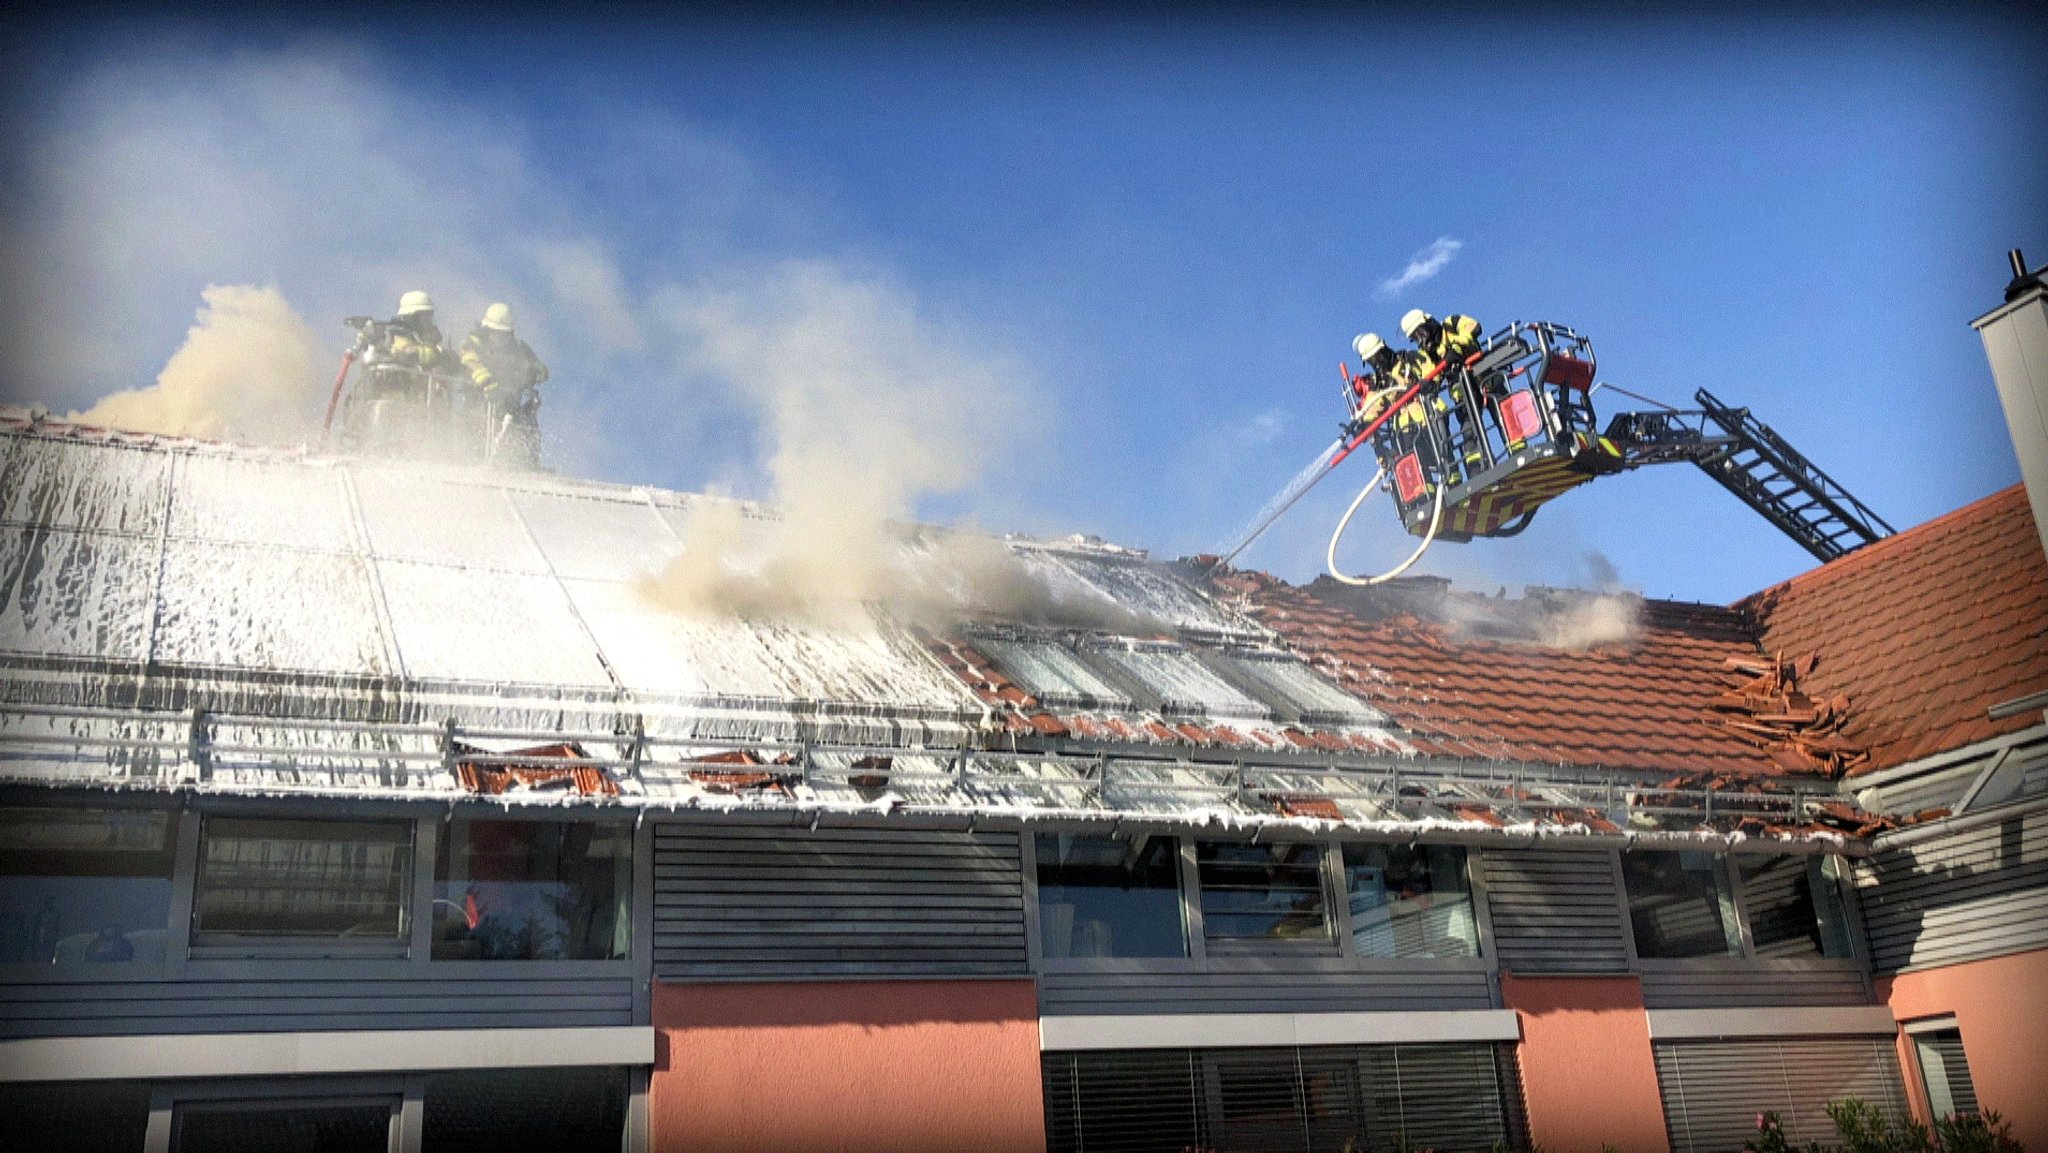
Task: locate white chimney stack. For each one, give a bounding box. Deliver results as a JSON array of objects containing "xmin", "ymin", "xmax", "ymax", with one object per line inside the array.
[{"xmin": 1973, "ymin": 249, "xmax": 2048, "ymax": 554}]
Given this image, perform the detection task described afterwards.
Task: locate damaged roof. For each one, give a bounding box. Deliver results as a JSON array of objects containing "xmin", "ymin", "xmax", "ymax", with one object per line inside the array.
[
  {"xmin": 1209, "ymin": 571, "xmax": 1775, "ymax": 776},
  {"xmin": 1742, "ymin": 484, "xmax": 2048, "ymax": 774}
]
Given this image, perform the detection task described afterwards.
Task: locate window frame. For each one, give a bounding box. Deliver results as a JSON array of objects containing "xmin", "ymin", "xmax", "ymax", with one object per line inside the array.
[
  {"xmin": 1622, "ymin": 849, "xmax": 1869, "ymax": 974},
  {"xmin": 186, "ymin": 812, "xmax": 420, "ymax": 960},
  {"xmin": 430, "ymin": 815, "xmax": 637, "ymax": 964},
  {"xmin": 0, "ymin": 795, "xmax": 185, "ymax": 982},
  {"xmin": 1024, "ymin": 832, "xmax": 1494, "ymax": 976}
]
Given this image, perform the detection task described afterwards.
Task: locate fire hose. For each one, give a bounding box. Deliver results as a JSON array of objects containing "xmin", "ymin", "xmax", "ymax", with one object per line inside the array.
[
  {"xmin": 1325, "ymin": 464, "xmax": 1445, "ymax": 586},
  {"xmin": 319, "ymin": 349, "xmax": 357, "ymax": 449}
]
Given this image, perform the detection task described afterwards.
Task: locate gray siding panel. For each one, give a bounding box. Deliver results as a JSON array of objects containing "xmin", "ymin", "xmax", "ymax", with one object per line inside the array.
[
  {"xmin": 1857, "ymin": 808, "xmax": 2048, "ymax": 973},
  {"xmin": 652, "ymin": 825, "xmax": 1029, "ymax": 979},
  {"xmin": 1039, "ymin": 965, "xmax": 1494, "ymax": 1016},
  {"xmin": 0, "ymin": 976, "xmax": 636, "ymax": 1038},
  {"xmin": 1638, "ymin": 963, "xmax": 1870, "ymax": 1009},
  {"xmin": 1480, "ymin": 847, "xmax": 1630, "ymax": 974},
  {"xmin": 1654, "ymin": 1037, "xmax": 1909, "ymax": 1153}
]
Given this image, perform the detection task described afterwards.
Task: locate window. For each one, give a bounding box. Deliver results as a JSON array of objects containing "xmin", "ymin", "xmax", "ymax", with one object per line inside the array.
[
  {"xmin": 1621, "ymin": 850, "xmax": 1742, "ymax": 958},
  {"xmin": 1197, "ymin": 841, "xmax": 1331, "ymax": 944},
  {"xmin": 433, "ymin": 820, "xmax": 631, "ymax": 961},
  {"xmin": 1739, "ymin": 854, "xmax": 1855, "ymax": 959},
  {"xmin": 0, "ymin": 1081, "xmax": 152, "ymax": 1152},
  {"xmin": 423, "ymin": 1067, "xmax": 628, "ymax": 1153},
  {"xmin": 1911, "ymin": 1027, "xmax": 1979, "ymax": 1120},
  {"xmin": 193, "ymin": 817, "xmax": 412, "ymax": 946},
  {"xmin": 1343, "ymin": 844, "xmax": 1478, "ymax": 959},
  {"xmin": 1035, "ymin": 834, "xmax": 1187, "ymax": 959},
  {"xmin": 0, "ymin": 806, "xmax": 177, "ymax": 965},
  {"xmin": 173, "ymin": 1097, "xmax": 398, "ymax": 1152}
]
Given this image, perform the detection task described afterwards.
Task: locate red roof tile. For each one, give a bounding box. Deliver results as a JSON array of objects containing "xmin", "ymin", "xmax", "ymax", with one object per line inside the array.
[
  {"xmin": 1223, "ymin": 574, "xmax": 1774, "ymax": 776},
  {"xmin": 1741, "ymin": 484, "xmax": 2048, "ymax": 774}
]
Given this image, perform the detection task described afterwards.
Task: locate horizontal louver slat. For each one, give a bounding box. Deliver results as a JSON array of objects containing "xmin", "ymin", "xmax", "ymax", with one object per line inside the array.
[
  {"xmin": 1481, "ymin": 848, "xmax": 1630, "ymax": 974},
  {"xmin": 1655, "ymin": 1036, "xmax": 1908, "ymax": 1153},
  {"xmin": 1856, "ymin": 810, "xmax": 2048, "ymax": 972},
  {"xmin": 652, "ymin": 825, "xmax": 1028, "ymax": 979}
]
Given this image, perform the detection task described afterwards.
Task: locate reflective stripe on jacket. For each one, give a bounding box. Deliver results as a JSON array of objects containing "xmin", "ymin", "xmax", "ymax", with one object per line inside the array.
[{"xmin": 459, "ymin": 329, "xmax": 550, "ymax": 394}]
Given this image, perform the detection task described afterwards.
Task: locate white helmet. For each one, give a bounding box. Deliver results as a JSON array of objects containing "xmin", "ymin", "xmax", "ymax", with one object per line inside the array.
[
  {"xmin": 1354, "ymin": 333, "xmax": 1388, "ymax": 362},
  {"xmin": 397, "ymin": 290, "xmax": 435, "ymax": 317},
  {"xmin": 481, "ymin": 303, "xmax": 514, "ymax": 331},
  {"xmin": 1399, "ymin": 309, "xmax": 1432, "ymax": 340}
]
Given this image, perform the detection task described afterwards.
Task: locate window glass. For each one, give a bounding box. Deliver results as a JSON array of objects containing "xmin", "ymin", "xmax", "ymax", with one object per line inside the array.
[
  {"xmin": 1621, "ymin": 850, "xmax": 1742, "ymax": 958},
  {"xmin": 423, "ymin": 1067, "xmax": 628, "ymax": 1153},
  {"xmin": 193, "ymin": 817, "xmax": 412, "ymax": 942},
  {"xmin": 0, "ymin": 807, "xmax": 176, "ymax": 965},
  {"xmin": 1035, "ymin": 834, "xmax": 1187, "ymax": 959},
  {"xmin": 173, "ymin": 1099, "xmax": 395, "ymax": 1152},
  {"xmin": 433, "ymin": 821, "xmax": 631, "ymax": 961},
  {"xmin": 1343, "ymin": 844, "xmax": 1478, "ymax": 958},
  {"xmin": 1196, "ymin": 841, "xmax": 1331, "ymax": 943},
  {"xmin": 0, "ymin": 1080, "xmax": 153, "ymax": 1152},
  {"xmin": 1912, "ymin": 1028, "xmax": 1979, "ymax": 1120},
  {"xmin": 1739, "ymin": 854, "xmax": 1855, "ymax": 959}
]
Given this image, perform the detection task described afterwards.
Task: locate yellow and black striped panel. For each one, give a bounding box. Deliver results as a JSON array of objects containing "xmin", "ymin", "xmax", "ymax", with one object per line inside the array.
[{"xmin": 1428, "ymin": 455, "xmax": 1596, "ymax": 538}]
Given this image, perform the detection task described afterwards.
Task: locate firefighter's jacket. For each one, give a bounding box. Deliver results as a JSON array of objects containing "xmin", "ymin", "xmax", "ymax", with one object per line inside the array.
[
  {"xmin": 1414, "ymin": 314, "xmax": 1483, "ymax": 376},
  {"xmin": 459, "ymin": 328, "xmax": 550, "ymax": 400},
  {"xmin": 1362, "ymin": 353, "xmax": 1431, "ymax": 430},
  {"xmin": 381, "ymin": 320, "xmax": 457, "ymax": 375}
]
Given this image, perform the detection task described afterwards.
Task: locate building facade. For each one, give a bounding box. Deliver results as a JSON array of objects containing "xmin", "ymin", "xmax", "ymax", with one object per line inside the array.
[{"xmin": 0, "ymin": 411, "xmax": 2043, "ymax": 1150}]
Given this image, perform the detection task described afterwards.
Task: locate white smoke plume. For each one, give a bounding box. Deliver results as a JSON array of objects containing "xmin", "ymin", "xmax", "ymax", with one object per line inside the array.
[
  {"xmin": 637, "ymin": 261, "xmax": 1130, "ymax": 630},
  {"xmin": 68, "ymin": 284, "xmax": 324, "ymax": 444},
  {"xmin": 1532, "ymin": 590, "xmax": 1643, "ymax": 651}
]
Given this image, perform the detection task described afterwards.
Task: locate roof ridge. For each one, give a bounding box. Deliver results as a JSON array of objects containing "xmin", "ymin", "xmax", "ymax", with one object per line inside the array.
[{"xmin": 1737, "ymin": 483, "xmax": 2032, "ymax": 610}]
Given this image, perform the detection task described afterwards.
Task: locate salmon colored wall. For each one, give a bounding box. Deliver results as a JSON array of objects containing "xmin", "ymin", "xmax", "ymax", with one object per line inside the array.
[
  {"xmin": 1877, "ymin": 946, "xmax": 2048, "ymax": 1148},
  {"xmin": 1501, "ymin": 974, "xmax": 1671, "ymax": 1153},
  {"xmin": 651, "ymin": 978, "xmax": 1045, "ymax": 1153}
]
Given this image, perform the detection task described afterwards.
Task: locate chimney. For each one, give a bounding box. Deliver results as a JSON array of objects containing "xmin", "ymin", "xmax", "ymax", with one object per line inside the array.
[{"xmin": 1973, "ymin": 248, "xmax": 2048, "ymax": 554}]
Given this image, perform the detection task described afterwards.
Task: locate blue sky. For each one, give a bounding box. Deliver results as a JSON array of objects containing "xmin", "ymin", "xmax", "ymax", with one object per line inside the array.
[{"xmin": 5, "ymin": 5, "xmax": 2043, "ymax": 604}]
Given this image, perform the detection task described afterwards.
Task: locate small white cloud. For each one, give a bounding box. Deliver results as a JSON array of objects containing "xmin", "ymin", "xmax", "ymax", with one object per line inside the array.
[
  {"xmin": 1240, "ymin": 407, "xmax": 1289, "ymax": 445},
  {"xmin": 1376, "ymin": 236, "xmax": 1464, "ymax": 300}
]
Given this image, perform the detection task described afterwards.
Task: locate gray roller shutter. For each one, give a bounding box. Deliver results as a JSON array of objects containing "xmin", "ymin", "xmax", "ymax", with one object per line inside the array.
[
  {"xmin": 1481, "ymin": 847, "xmax": 1631, "ymax": 973},
  {"xmin": 1042, "ymin": 1042, "xmax": 1524, "ymax": 1153},
  {"xmin": 1654, "ymin": 1036, "xmax": 1909, "ymax": 1153},
  {"xmin": 652, "ymin": 824, "xmax": 1028, "ymax": 979},
  {"xmin": 1857, "ymin": 808, "xmax": 2048, "ymax": 972}
]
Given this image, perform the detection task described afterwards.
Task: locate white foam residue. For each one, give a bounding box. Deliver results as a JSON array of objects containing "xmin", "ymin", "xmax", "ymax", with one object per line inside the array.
[
  {"xmin": 0, "ymin": 438, "xmax": 169, "ymax": 534},
  {"xmin": 152, "ymin": 539, "xmax": 387, "ymax": 673},
  {"xmin": 564, "ymin": 578, "xmax": 975, "ymax": 708},
  {"xmin": 375, "ymin": 559, "xmax": 613, "ymax": 686},
  {"xmin": 1091, "ymin": 642, "xmax": 1272, "ymax": 718},
  {"xmin": 350, "ymin": 465, "xmax": 548, "ymax": 573},
  {"xmin": 1230, "ymin": 654, "xmax": 1388, "ymax": 722},
  {"xmin": 977, "ymin": 636, "xmax": 1130, "ymax": 706},
  {"xmin": 1044, "ymin": 551, "xmax": 1257, "ymax": 637},
  {"xmin": 0, "ymin": 527, "xmax": 155, "ymax": 659},
  {"xmin": 168, "ymin": 453, "xmax": 353, "ymax": 550},
  {"xmin": 509, "ymin": 489, "xmax": 682, "ymax": 582}
]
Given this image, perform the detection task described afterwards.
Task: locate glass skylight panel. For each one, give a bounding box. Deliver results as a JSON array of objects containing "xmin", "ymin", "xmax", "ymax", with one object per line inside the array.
[
  {"xmin": 1230, "ymin": 654, "xmax": 1384, "ymax": 723},
  {"xmin": 0, "ymin": 529, "xmax": 155, "ymax": 661},
  {"xmin": 350, "ymin": 467, "xmax": 548, "ymax": 573},
  {"xmin": 168, "ymin": 455, "xmax": 353, "ymax": 551},
  {"xmin": 508, "ymin": 490, "xmax": 682, "ymax": 582},
  {"xmin": 1090, "ymin": 642, "xmax": 1271, "ymax": 719},
  {"xmin": 0, "ymin": 439, "xmax": 169, "ymax": 534},
  {"xmin": 152, "ymin": 541, "xmax": 387, "ymax": 674},
  {"xmin": 1047, "ymin": 553, "xmax": 1255, "ymax": 638},
  {"xmin": 978, "ymin": 637, "xmax": 1130, "ymax": 708},
  {"xmin": 375, "ymin": 561, "xmax": 613, "ymax": 687}
]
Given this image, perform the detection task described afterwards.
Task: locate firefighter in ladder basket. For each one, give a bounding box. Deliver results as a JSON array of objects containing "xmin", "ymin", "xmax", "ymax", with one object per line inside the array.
[
  {"xmin": 336, "ymin": 290, "xmax": 465, "ymax": 456},
  {"xmin": 459, "ymin": 303, "xmax": 549, "ymax": 468}
]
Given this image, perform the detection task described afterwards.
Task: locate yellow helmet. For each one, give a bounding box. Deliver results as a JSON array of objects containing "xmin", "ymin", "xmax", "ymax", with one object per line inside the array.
[
  {"xmin": 1399, "ymin": 309, "xmax": 1432, "ymax": 340},
  {"xmin": 482, "ymin": 303, "xmax": 514, "ymax": 331},
  {"xmin": 1354, "ymin": 333, "xmax": 1388, "ymax": 362},
  {"xmin": 397, "ymin": 290, "xmax": 435, "ymax": 317}
]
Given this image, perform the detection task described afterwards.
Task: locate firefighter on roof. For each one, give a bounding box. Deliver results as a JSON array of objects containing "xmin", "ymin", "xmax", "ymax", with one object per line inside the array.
[
  {"xmin": 382, "ymin": 291, "xmax": 459, "ymax": 378},
  {"xmin": 460, "ymin": 303, "xmax": 549, "ymax": 465}
]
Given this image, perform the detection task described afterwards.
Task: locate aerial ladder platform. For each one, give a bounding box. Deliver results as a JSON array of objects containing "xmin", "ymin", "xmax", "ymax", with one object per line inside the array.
[{"xmin": 1213, "ymin": 321, "xmax": 1892, "ymax": 583}]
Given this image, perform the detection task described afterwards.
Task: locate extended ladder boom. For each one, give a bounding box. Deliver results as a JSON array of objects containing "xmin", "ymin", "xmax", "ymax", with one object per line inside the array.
[{"xmin": 1603, "ymin": 388, "xmax": 1893, "ymax": 562}]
